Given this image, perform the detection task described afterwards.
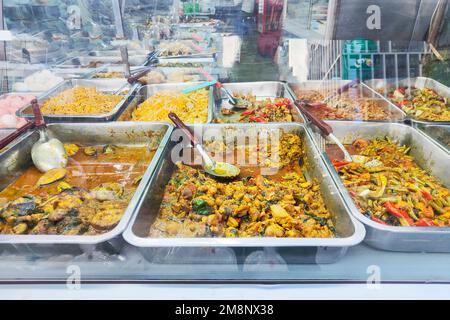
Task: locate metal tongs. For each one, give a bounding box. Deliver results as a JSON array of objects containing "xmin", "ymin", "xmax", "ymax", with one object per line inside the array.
[
  {"xmin": 295, "ymin": 100, "xmax": 352, "ymax": 162},
  {"xmin": 113, "ymin": 66, "xmax": 155, "ymax": 94},
  {"xmin": 197, "ymin": 68, "xmax": 237, "ymax": 105},
  {"xmin": 143, "ymin": 49, "xmax": 165, "ymax": 66}
]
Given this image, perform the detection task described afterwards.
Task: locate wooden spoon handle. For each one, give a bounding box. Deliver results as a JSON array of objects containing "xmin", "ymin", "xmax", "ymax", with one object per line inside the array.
[
  {"xmin": 0, "ymin": 121, "xmax": 34, "ymax": 150},
  {"xmin": 168, "ymin": 112, "xmax": 199, "ymax": 146},
  {"xmin": 31, "ymin": 99, "xmax": 45, "ymax": 128},
  {"xmin": 295, "ymin": 100, "xmax": 333, "ymax": 136}
]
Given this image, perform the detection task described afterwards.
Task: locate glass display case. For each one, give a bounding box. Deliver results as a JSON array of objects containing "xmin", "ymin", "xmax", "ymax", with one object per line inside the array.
[{"xmin": 0, "ymin": 0, "xmax": 449, "ymax": 296}]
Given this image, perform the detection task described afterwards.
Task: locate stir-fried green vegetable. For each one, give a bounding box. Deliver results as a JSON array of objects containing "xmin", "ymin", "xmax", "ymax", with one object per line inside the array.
[
  {"xmin": 332, "ymin": 138, "xmax": 450, "ymax": 227},
  {"xmin": 388, "ymin": 87, "xmax": 450, "ymax": 121}
]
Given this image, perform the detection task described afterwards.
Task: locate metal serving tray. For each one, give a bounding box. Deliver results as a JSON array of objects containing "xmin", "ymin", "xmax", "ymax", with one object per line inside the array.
[
  {"xmin": 310, "ymin": 121, "xmax": 450, "ymax": 252},
  {"xmin": 117, "ymin": 82, "xmax": 214, "ymax": 124},
  {"xmin": 287, "ymin": 80, "xmax": 406, "ymax": 122},
  {"xmin": 0, "ymin": 122, "xmax": 172, "ymax": 256},
  {"xmin": 123, "ymin": 123, "xmax": 365, "ymax": 264},
  {"xmin": 58, "ymin": 55, "xmax": 149, "ymax": 68},
  {"xmin": 213, "ymin": 81, "xmax": 306, "ymax": 123},
  {"xmin": 86, "ymin": 65, "xmax": 214, "ymax": 82},
  {"xmin": 16, "ymin": 79, "xmax": 139, "ymax": 123},
  {"xmin": 88, "ymin": 50, "xmax": 149, "ymax": 57},
  {"xmin": 85, "ymin": 65, "xmax": 143, "ymax": 79},
  {"xmin": 156, "ymin": 57, "xmax": 216, "ymax": 67},
  {"xmin": 417, "ymin": 124, "xmax": 450, "ymax": 153},
  {"xmin": 364, "ymin": 77, "xmax": 450, "ymax": 125}
]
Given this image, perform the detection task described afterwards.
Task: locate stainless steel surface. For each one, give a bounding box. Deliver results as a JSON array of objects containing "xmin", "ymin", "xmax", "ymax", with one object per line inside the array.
[
  {"xmin": 311, "ymin": 121, "xmax": 450, "ymax": 252},
  {"xmin": 417, "ymin": 124, "xmax": 450, "ymax": 153},
  {"xmin": 117, "ymin": 82, "xmax": 214, "ymax": 124},
  {"xmin": 17, "ymin": 79, "xmax": 139, "ymax": 123},
  {"xmin": 124, "ymin": 123, "xmax": 365, "ymax": 264},
  {"xmin": 364, "ymin": 77, "xmax": 450, "ymax": 125},
  {"xmin": 0, "ymin": 129, "xmax": 14, "ymax": 140},
  {"xmin": 0, "ymin": 122, "xmax": 172, "ymax": 253},
  {"xmin": 213, "ymin": 81, "xmax": 306, "ymax": 123},
  {"xmin": 287, "ymin": 80, "xmax": 407, "ymax": 122}
]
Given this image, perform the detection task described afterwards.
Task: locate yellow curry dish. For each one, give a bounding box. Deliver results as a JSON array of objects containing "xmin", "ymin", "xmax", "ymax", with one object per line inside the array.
[
  {"xmin": 149, "ymin": 133, "xmax": 336, "ymax": 238},
  {"xmin": 0, "ymin": 144, "xmax": 156, "ymax": 235},
  {"xmin": 329, "ymin": 138, "xmax": 450, "ymax": 227},
  {"xmin": 41, "ymin": 86, "xmax": 123, "ymax": 115},
  {"xmin": 131, "ymin": 88, "xmax": 209, "ymax": 123}
]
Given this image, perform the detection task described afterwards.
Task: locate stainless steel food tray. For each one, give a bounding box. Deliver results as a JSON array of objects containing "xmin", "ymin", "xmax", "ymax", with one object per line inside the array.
[
  {"xmin": 417, "ymin": 124, "xmax": 450, "ymax": 153},
  {"xmin": 123, "ymin": 123, "xmax": 365, "ymax": 264},
  {"xmin": 58, "ymin": 55, "xmax": 149, "ymax": 68},
  {"xmin": 364, "ymin": 77, "xmax": 450, "ymax": 125},
  {"xmin": 117, "ymin": 82, "xmax": 214, "ymax": 124},
  {"xmin": 85, "ymin": 65, "xmax": 144, "ymax": 79},
  {"xmin": 157, "ymin": 40, "xmax": 215, "ymax": 59},
  {"xmin": 16, "ymin": 79, "xmax": 139, "ymax": 123},
  {"xmin": 287, "ymin": 80, "xmax": 406, "ymax": 122},
  {"xmin": 86, "ymin": 65, "xmax": 214, "ymax": 82},
  {"xmin": 213, "ymin": 81, "xmax": 306, "ymax": 123},
  {"xmin": 50, "ymin": 67, "xmax": 94, "ymax": 79},
  {"xmin": 310, "ymin": 121, "xmax": 450, "ymax": 252},
  {"xmin": 156, "ymin": 57, "xmax": 216, "ymax": 67},
  {"xmin": 0, "ymin": 122, "xmax": 172, "ymax": 256},
  {"xmin": 88, "ymin": 50, "xmax": 149, "ymax": 57}
]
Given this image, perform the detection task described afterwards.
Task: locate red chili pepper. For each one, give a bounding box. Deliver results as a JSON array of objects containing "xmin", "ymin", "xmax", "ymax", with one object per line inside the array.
[
  {"xmin": 253, "ymin": 116, "xmax": 267, "ymax": 123},
  {"xmin": 371, "ymin": 216, "xmax": 387, "ymax": 225},
  {"xmin": 415, "ymin": 218, "xmax": 435, "ymax": 227},
  {"xmin": 384, "ymin": 201, "xmax": 414, "ymax": 226},
  {"xmin": 332, "ymin": 159, "xmax": 351, "ymax": 167},
  {"xmin": 241, "ymin": 109, "xmax": 255, "ymax": 117},
  {"xmin": 421, "ymin": 190, "xmax": 433, "ymax": 201}
]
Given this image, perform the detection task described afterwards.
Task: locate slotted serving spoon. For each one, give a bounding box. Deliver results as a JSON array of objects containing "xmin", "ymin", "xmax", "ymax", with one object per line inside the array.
[
  {"xmin": 295, "ymin": 100, "xmax": 352, "ymax": 162},
  {"xmin": 168, "ymin": 112, "xmax": 240, "ymax": 179}
]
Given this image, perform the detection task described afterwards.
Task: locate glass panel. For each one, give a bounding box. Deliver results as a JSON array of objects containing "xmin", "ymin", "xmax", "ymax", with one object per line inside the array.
[{"xmin": 0, "ymin": 0, "xmax": 449, "ymax": 284}]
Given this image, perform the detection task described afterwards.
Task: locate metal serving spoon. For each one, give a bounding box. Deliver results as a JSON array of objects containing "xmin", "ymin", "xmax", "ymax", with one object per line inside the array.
[
  {"xmin": 295, "ymin": 100, "xmax": 352, "ymax": 162},
  {"xmin": 30, "ymin": 99, "xmax": 68, "ymax": 172},
  {"xmin": 168, "ymin": 112, "xmax": 240, "ymax": 179}
]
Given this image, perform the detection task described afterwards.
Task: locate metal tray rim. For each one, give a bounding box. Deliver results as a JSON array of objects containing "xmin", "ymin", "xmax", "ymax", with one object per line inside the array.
[
  {"xmin": 287, "ymin": 80, "xmax": 407, "ymax": 123},
  {"xmin": 16, "ymin": 79, "xmax": 140, "ymax": 122},
  {"xmin": 416, "ymin": 125, "xmax": 450, "ymax": 155},
  {"xmin": 118, "ymin": 82, "xmax": 215, "ymax": 124},
  {"xmin": 213, "ymin": 81, "xmax": 307, "ymax": 124},
  {"xmin": 0, "ymin": 121, "xmax": 174, "ymax": 245},
  {"xmin": 123, "ymin": 122, "xmax": 366, "ymax": 248},
  {"xmin": 319, "ymin": 120, "xmax": 450, "ymax": 235},
  {"xmin": 364, "ymin": 77, "xmax": 450, "ymax": 125}
]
